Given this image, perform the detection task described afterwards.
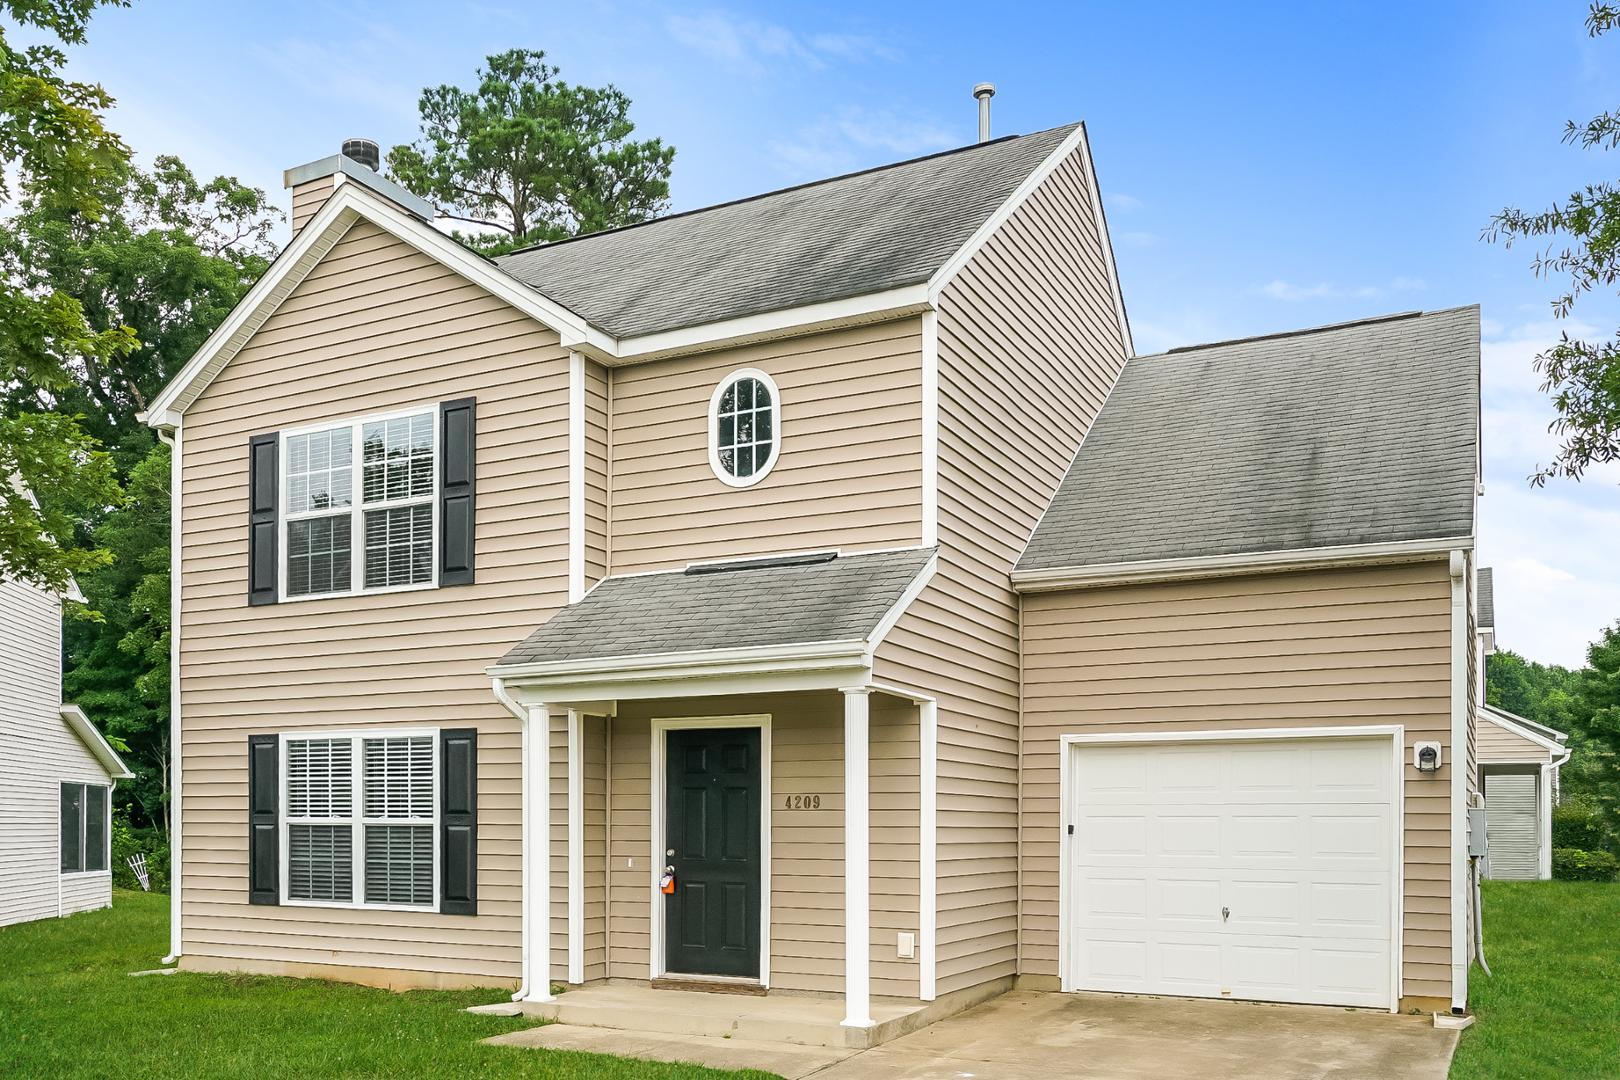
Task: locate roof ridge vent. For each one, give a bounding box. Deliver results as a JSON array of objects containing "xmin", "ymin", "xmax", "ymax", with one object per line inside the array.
[{"xmin": 684, "ymin": 550, "xmax": 838, "ymax": 575}]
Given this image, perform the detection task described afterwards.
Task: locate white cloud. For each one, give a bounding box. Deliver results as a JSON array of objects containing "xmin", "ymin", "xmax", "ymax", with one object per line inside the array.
[
  {"xmin": 1258, "ymin": 277, "xmax": 1427, "ymax": 302},
  {"xmin": 1478, "ymin": 317, "xmax": 1620, "ymax": 666},
  {"xmin": 1107, "ymin": 192, "xmax": 1144, "ymax": 213},
  {"xmin": 769, "ymin": 108, "xmax": 954, "ymax": 180},
  {"xmin": 665, "ymin": 11, "xmax": 896, "ymax": 74}
]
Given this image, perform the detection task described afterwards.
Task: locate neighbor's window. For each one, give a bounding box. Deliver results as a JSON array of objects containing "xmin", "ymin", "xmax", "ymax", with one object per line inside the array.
[
  {"xmin": 283, "ymin": 732, "xmax": 437, "ymax": 908},
  {"xmin": 708, "ymin": 369, "xmax": 781, "ymax": 487},
  {"xmin": 60, "ymin": 782, "xmax": 109, "ymax": 874},
  {"xmin": 282, "ymin": 408, "xmax": 436, "ymax": 599}
]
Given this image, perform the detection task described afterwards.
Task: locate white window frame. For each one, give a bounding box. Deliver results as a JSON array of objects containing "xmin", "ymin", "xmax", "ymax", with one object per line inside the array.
[
  {"xmin": 58, "ymin": 780, "xmax": 112, "ymax": 878},
  {"xmin": 278, "ymin": 728, "xmax": 441, "ymax": 913},
  {"xmin": 278, "ymin": 403, "xmax": 441, "ymax": 603},
  {"xmin": 707, "ymin": 368, "xmax": 782, "ymax": 488}
]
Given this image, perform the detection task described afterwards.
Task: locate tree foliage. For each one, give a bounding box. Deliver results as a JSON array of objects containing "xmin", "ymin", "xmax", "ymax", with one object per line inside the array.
[
  {"xmin": 1484, "ymin": 3, "xmax": 1620, "ymax": 486},
  {"xmin": 0, "ymin": 0, "xmax": 138, "ymax": 596},
  {"xmin": 387, "ymin": 48, "xmax": 674, "ymax": 253},
  {"xmin": 1489, "ymin": 626, "xmax": 1620, "ymax": 850}
]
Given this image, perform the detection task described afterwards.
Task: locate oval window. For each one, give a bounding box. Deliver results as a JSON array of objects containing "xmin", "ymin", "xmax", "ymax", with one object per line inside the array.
[{"xmin": 708, "ymin": 368, "xmax": 781, "ymax": 487}]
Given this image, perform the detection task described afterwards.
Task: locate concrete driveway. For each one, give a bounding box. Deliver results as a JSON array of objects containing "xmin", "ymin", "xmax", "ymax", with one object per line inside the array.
[{"xmin": 812, "ymin": 990, "xmax": 1458, "ymax": 1080}]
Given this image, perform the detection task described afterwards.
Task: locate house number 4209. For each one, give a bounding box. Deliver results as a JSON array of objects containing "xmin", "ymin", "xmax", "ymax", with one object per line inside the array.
[{"xmin": 783, "ymin": 794, "xmax": 822, "ymax": 810}]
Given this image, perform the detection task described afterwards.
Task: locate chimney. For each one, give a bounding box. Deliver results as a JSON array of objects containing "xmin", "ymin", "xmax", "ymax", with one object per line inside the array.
[
  {"xmin": 283, "ymin": 138, "xmax": 435, "ymax": 239},
  {"xmin": 973, "ymin": 83, "xmax": 995, "ymax": 143},
  {"xmin": 341, "ymin": 137, "xmax": 381, "ymax": 172}
]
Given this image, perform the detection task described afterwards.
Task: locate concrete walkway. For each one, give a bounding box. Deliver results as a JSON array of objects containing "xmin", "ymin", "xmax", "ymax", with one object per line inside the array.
[{"xmin": 490, "ymin": 989, "xmax": 1460, "ymax": 1079}]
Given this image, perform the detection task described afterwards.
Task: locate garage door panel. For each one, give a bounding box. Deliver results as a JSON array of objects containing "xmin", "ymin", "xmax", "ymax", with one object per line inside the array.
[{"xmin": 1068, "ymin": 737, "xmax": 1395, "ymax": 1010}]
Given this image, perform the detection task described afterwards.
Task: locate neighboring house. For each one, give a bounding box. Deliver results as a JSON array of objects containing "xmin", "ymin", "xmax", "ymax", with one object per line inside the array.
[
  {"xmin": 1472, "ymin": 568, "xmax": 1570, "ymax": 881},
  {"xmin": 140, "ymin": 119, "xmax": 1484, "ymax": 1030},
  {"xmin": 0, "ymin": 574, "xmax": 135, "ymax": 927}
]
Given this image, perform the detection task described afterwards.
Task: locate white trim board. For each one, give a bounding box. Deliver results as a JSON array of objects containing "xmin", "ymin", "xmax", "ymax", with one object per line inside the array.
[
  {"xmin": 1012, "ymin": 537, "xmax": 1471, "ymax": 592},
  {"xmin": 1447, "ymin": 550, "xmax": 1470, "ymax": 1014},
  {"xmin": 58, "ymin": 705, "xmax": 134, "ymax": 780},
  {"xmin": 647, "ymin": 715, "xmax": 773, "ymax": 987},
  {"xmin": 1057, "ymin": 725, "xmax": 1405, "ymax": 1014}
]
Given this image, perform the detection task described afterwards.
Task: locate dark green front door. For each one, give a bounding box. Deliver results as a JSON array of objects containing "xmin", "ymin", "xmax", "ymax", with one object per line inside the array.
[{"xmin": 664, "ymin": 727, "xmax": 761, "ymax": 978}]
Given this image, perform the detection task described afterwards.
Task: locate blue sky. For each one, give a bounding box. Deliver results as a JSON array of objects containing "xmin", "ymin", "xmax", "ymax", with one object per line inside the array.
[{"xmin": 54, "ymin": 1, "xmax": 1620, "ymax": 665}]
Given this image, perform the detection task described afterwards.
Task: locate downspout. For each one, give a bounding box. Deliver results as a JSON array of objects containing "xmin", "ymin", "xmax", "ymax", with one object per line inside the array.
[
  {"xmin": 1448, "ymin": 550, "xmax": 1470, "ymax": 1014},
  {"xmin": 159, "ymin": 424, "xmax": 182, "ymax": 966},
  {"xmin": 492, "ymin": 677, "xmax": 530, "ymax": 1002}
]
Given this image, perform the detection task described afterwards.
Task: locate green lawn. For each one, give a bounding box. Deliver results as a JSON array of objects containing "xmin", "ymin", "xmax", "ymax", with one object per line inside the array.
[
  {"xmin": 1451, "ymin": 880, "xmax": 1620, "ymax": 1079},
  {"xmin": 0, "ymin": 890, "xmax": 770, "ymax": 1079}
]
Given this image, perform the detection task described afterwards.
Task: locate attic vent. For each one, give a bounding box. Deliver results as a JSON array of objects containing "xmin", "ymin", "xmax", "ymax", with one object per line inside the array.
[
  {"xmin": 342, "ymin": 137, "xmax": 380, "ymax": 172},
  {"xmin": 684, "ymin": 551, "xmax": 838, "ymax": 575}
]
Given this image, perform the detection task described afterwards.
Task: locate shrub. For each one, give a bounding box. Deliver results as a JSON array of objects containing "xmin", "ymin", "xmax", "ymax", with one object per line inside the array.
[
  {"xmin": 1552, "ymin": 847, "xmax": 1619, "ymax": 882},
  {"xmin": 111, "ymin": 816, "xmax": 170, "ymax": 893},
  {"xmin": 1552, "ymin": 797, "xmax": 1610, "ymax": 852}
]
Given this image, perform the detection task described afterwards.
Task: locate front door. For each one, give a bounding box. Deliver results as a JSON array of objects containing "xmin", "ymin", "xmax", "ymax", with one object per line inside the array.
[{"xmin": 664, "ymin": 726, "xmax": 762, "ymax": 978}]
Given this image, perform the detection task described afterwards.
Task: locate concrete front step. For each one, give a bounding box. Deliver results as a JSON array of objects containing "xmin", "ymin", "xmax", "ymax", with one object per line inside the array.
[{"xmin": 492, "ymin": 984, "xmax": 926, "ymax": 1049}]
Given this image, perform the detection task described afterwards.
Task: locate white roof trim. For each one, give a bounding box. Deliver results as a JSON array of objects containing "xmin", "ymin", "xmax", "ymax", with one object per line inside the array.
[
  {"xmin": 1480, "ymin": 705, "xmax": 1567, "ymax": 753},
  {"xmin": 145, "ymin": 126, "xmax": 1126, "ymax": 422},
  {"xmin": 60, "ymin": 705, "xmax": 135, "ymax": 780},
  {"xmin": 143, "ymin": 183, "xmax": 594, "ymax": 424},
  {"xmin": 1012, "ymin": 536, "xmax": 1472, "ymax": 592}
]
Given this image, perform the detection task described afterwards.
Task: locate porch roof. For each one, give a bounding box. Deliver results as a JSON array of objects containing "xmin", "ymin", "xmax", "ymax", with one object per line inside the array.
[{"xmin": 493, "ymin": 547, "xmax": 936, "ymax": 670}]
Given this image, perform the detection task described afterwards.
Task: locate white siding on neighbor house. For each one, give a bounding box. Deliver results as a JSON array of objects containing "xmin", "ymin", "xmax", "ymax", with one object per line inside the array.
[{"xmin": 0, "ymin": 579, "xmax": 117, "ymax": 926}]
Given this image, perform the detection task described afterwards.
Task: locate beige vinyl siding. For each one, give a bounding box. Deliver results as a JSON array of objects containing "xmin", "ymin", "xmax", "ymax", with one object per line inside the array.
[
  {"xmin": 290, "ymin": 176, "xmax": 335, "ymax": 237},
  {"xmin": 607, "ymin": 321, "xmax": 924, "ymax": 574},
  {"xmin": 178, "ymin": 218, "xmax": 571, "ymax": 986},
  {"xmin": 1018, "ymin": 561, "xmax": 1458, "ymax": 1004},
  {"xmin": 0, "ymin": 579, "xmax": 118, "ymax": 927},
  {"xmin": 584, "ymin": 359, "xmax": 609, "ymax": 585},
  {"xmin": 1477, "ymin": 718, "xmax": 1552, "ymax": 764},
  {"xmin": 601, "ymin": 692, "xmax": 920, "ymax": 997},
  {"xmin": 582, "ymin": 716, "xmax": 609, "ymax": 981},
  {"xmin": 873, "ymin": 142, "xmax": 1129, "ymax": 995}
]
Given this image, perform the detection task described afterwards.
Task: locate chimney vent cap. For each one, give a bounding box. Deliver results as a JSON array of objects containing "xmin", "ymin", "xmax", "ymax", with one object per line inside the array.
[
  {"xmin": 341, "ymin": 137, "xmax": 381, "ymax": 172},
  {"xmin": 973, "ymin": 82, "xmax": 996, "ymax": 100}
]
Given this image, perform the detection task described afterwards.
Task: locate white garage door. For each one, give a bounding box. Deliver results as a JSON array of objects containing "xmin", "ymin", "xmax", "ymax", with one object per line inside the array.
[{"xmin": 1067, "ymin": 736, "xmax": 1396, "ymax": 1010}]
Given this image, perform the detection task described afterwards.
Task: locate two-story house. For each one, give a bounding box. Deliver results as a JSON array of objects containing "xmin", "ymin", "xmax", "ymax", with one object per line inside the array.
[{"xmin": 141, "ymin": 118, "xmax": 1483, "ymax": 1044}]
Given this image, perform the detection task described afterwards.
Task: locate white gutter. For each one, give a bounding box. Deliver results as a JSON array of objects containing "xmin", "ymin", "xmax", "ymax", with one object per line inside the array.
[
  {"xmin": 1012, "ymin": 536, "xmax": 1472, "ymax": 593},
  {"xmin": 1448, "ymin": 550, "xmax": 1469, "ymax": 1013},
  {"xmin": 158, "ymin": 423, "xmax": 182, "ymax": 966},
  {"xmin": 491, "ymin": 677, "xmax": 532, "ymax": 1003}
]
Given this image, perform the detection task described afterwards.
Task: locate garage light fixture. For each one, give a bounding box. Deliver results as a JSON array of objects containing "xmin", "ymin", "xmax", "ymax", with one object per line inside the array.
[{"xmin": 1414, "ymin": 741, "xmax": 1442, "ymax": 773}]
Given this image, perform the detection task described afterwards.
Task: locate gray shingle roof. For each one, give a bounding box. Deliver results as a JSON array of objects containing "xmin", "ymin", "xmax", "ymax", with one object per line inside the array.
[
  {"xmin": 1017, "ymin": 307, "xmax": 1480, "ymax": 573},
  {"xmin": 495, "ymin": 548, "xmax": 935, "ymax": 668},
  {"xmin": 1478, "ymin": 566, "xmax": 1494, "ymax": 628},
  {"xmin": 493, "ymin": 125, "xmax": 1078, "ymax": 339}
]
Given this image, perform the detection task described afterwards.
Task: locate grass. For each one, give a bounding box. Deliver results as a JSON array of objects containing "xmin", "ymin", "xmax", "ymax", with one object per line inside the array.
[
  {"xmin": 1451, "ymin": 880, "xmax": 1620, "ymax": 1079},
  {"xmin": 0, "ymin": 890, "xmax": 774, "ymax": 1079}
]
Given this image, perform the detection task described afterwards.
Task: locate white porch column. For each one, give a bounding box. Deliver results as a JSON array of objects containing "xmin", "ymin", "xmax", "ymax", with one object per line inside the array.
[
  {"xmin": 841, "ymin": 687, "xmax": 873, "ymax": 1029},
  {"xmin": 523, "ymin": 703, "xmax": 555, "ymax": 1002}
]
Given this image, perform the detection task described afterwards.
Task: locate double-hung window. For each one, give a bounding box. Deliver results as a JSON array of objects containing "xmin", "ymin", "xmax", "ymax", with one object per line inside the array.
[
  {"xmin": 282, "ymin": 731, "xmax": 438, "ymax": 909},
  {"xmin": 281, "ymin": 407, "xmax": 437, "ymax": 600},
  {"xmin": 60, "ymin": 782, "xmax": 109, "ymax": 874}
]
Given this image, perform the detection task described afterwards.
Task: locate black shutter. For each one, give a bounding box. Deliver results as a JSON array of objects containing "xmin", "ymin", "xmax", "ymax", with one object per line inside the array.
[
  {"xmin": 248, "ymin": 734, "xmax": 279, "ymax": 905},
  {"xmin": 440, "ymin": 727, "xmax": 478, "ymax": 915},
  {"xmin": 247, "ymin": 433, "xmax": 279, "ymax": 605},
  {"xmin": 438, "ymin": 398, "xmax": 476, "ymax": 586}
]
